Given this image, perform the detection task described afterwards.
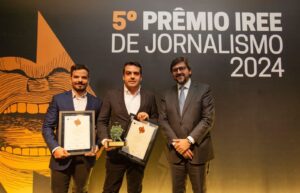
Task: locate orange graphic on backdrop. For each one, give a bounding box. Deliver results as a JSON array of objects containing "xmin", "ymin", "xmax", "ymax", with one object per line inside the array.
[{"xmin": 0, "ymin": 12, "xmax": 94, "ymax": 193}]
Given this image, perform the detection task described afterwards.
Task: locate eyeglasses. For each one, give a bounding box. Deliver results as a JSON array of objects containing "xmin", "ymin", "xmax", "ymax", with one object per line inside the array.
[{"xmin": 172, "ymin": 66, "xmax": 187, "ymax": 73}]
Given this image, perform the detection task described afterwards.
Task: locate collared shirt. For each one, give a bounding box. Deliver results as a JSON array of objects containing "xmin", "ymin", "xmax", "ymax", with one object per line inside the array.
[
  {"xmin": 72, "ymin": 90, "xmax": 87, "ymax": 111},
  {"xmin": 177, "ymin": 78, "xmax": 191, "ymax": 99},
  {"xmin": 124, "ymin": 85, "xmax": 141, "ymax": 115},
  {"xmin": 177, "ymin": 79, "xmax": 195, "ymax": 144}
]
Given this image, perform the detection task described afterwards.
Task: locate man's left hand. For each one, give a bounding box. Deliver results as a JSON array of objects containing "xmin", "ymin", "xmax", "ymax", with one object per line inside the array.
[
  {"xmin": 173, "ymin": 139, "xmax": 191, "ymax": 154},
  {"xmin": 182, "ymin": 149, "xmax": 194, "ymax": 160},
  {"xmin": 137, "ymin": 112, "xmax": 149, "ymax": 121},
  {"xmin": 84, "ymin": 145, "xmax": 99, "ymax": 156}
]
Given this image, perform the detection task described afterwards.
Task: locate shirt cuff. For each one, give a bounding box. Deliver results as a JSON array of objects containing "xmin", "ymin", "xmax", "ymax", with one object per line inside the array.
[
  {"xmin": 52, "ymin": 146, "xmax": 60, "ymax": 154},
  {"xmin": 101, "ymin": 138, "xmax": 109, "ymax": 146},
  {"xmin": 187, "ymin": 136, "xmax": 195, "ymax": 144}
]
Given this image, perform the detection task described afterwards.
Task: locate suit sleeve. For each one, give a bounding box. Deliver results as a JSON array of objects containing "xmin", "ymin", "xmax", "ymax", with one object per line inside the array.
[
  {"xmin": 95, "ymin": 98, "xmax": 102, "ymax": 119},
  {"xmin": 94, "ymin": 97, "xmax": 103, "ymax": 146},
  {"xmin": 42, "ymin": 96, "xmax": 59, "ymax": 152},
  {"xmin": 189, "ymin": 86, "xmax": 215, "ymax": 144},
  {"xmin": 96, "ymin": 93, "xmax": 111, "ymax": 144},
  {"xmin": 159, "ymin": 94, "xmax": 178, "ymax": 144},
  {"xmin": 148, "ymin": 94, "xmax": 159, "ymax": 123}
]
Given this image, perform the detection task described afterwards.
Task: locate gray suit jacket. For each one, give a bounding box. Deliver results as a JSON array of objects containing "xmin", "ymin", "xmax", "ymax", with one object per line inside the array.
[
  {"xmin": 159, "ymin": 81, "xmax": 215, "ymax": 164},
  {"xmin": 97, "ymin": 87, "xmax": 158, "ymax": 161}
]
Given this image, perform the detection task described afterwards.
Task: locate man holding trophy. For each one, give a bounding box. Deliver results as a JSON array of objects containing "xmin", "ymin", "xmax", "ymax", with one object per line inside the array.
[{"xmin": 97, "ymin": 61, "xmax": 158, "ymax": 193}]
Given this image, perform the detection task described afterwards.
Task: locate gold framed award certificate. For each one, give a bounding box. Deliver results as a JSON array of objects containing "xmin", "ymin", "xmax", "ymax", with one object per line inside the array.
[
  {"xmin": 120, "ymin": 119, "xmax": 158, "ymax": 165},
  {"xmin": 58, "ymin": 111, "xmax": 95, "ymax": 155}
]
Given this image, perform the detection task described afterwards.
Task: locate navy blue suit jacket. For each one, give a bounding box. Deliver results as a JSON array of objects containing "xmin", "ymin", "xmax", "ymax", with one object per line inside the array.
[{"xmin": 42, "ymin": 90, "xmax": 102, "ymax": 170}]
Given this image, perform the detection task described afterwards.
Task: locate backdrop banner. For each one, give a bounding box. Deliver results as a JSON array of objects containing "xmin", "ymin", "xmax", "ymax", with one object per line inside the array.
[{"xmin": 0, "ymin": 0, "xmax": 299, "ymax": 193}]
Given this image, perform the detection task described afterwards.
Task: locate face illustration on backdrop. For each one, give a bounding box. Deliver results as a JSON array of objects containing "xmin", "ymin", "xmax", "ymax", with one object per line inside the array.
[{"xmin": 0, "ymin": 12, "xmax": 95, "ymax": 193}]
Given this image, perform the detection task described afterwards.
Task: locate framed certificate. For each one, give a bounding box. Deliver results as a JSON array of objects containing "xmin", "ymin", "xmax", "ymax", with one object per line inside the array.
[
  {"xmin": 58, "ymin": 110, "xmax": 95, "ymax": 155},
  {"xmin": 120, "ymin": 119, "xmax": 158, "ymax": 165}
]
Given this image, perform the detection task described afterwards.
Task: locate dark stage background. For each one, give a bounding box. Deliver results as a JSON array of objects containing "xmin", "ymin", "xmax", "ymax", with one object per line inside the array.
[{"xmin": 0, "ymin": 0, "xmax": 299, "ymax": 193}]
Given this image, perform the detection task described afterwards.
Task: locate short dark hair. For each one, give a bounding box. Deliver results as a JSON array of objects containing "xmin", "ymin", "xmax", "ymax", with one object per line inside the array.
[
  {"xmin": 70, "ymin": 64, "xmax": 89, "ymax": 77},
  {"xmin": 170, "ymin": 57, "xmax": 191, "ymax": 72},
  {"xmin": 123, "ymin": 61, "xmax": 142, "ymax": 74}
]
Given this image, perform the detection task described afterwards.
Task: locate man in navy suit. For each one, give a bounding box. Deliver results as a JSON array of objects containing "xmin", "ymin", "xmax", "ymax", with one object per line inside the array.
[
  {"xmin": 97, "ymin": 61, "xmax": 158, "ymax": 193},
  {"xmin": 159, "ymin": 57, "xmax": 215, "ymax": 193},
  {"xmin": 42, "ymin": 64, "xmax": 102, "ymax": 193}
]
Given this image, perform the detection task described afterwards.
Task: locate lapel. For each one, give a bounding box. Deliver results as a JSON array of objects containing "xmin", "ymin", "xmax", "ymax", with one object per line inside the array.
[
  {"xmin": 139, "ymin": 88, "xmax": 146, "ymax": 112},
  {"xmin": 171, "ymin": 85, "xmax": 181, "ymax": 117},
  {"xmin": 65, "ymin": 91, "xmax": 75, "ymax": 110},
  {"xmin": 182, "ymin": 81, "xmax": 196, "ymax": 116},
  {"xmin": 85, "ymin": 93, "xmax": 93, "ymax": 110},
  {"xmin": 118, "ymin": 88, "xmax": 130, "ymax": 115}
]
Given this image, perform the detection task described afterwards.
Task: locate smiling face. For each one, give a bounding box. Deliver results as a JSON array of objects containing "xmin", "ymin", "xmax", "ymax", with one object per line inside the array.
[
  {"xmin": 171, "ymin": 61, "xmax": 192, "ymax": 85},
  {"xmin": 123, "ymin": 64, "xmax": 142, "ymax": 93},
  {"xmin": 71, "ymin": 69, "xmax": 89, "ymax": 94}
]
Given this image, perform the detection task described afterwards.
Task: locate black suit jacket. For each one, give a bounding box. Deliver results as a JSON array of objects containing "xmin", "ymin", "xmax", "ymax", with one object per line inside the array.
[
  {"xmin": 97, "ymin": 87, "xmax": 158, "ymax": 162},
  {"xmin": 42, "ymin": 90, "xmax": 102, "ymax": 170},
  {"xmin": 159, "ymin": 81, "xmax": 215, "ymax": 164}
]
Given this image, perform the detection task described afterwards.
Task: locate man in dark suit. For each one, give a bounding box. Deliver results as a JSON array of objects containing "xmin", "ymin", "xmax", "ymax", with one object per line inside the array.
[
  {"xmin": 159, "ymin": 57, "xmax": 215, "ymax": 193},
  {"xmin": 97, "ymin": 61, "xmax": 158, "ymax": 193},
  {"xmin": 42, "ymin": 64, "xmax": 102, "ymax": 193}
]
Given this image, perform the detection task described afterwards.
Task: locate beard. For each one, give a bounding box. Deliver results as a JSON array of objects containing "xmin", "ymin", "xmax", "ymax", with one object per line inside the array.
[
  {"xmin": 73, "ymin": 83, "xmax": 87, "ymax": 92},
  {"xmin": 175, "ymin": 74, "xmax": 190, "ymax": 85}
]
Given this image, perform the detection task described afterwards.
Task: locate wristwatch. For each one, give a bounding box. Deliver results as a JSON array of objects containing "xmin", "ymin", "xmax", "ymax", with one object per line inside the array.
[{"xmin": 186, "ymin": 138, "xmax": 193, "ymax": 144}]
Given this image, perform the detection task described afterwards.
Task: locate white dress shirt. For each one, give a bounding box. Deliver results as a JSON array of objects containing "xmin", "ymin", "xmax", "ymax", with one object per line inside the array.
[
  {"xmin": 72, "ymin": 90, "xmax": 88, "ymax": 111},
  {"xmin": 124, "ymin": 85, "xmax": 141, "ymax": 115}
]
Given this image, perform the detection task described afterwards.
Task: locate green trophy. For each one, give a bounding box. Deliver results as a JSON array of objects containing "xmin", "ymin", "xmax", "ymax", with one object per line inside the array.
[{"xmin": 108, "ymin": 122, "xmax": 126, "ymax": 147}]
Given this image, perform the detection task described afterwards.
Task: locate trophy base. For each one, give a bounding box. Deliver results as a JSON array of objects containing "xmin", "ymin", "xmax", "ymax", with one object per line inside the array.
[{"xmin": 108, "ymin": 141, "xmax": 126, "ymax": 147}]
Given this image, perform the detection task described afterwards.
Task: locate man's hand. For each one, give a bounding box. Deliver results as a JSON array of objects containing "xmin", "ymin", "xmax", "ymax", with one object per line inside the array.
[
  {"xmin": 84, "ymin": 145, "xmax": 99, "ymax": 156},
  {"xmin": 173, "ymin": 139, "xmax": 191, "ymax": 154},
  {"xmin": 137, "ymin": 112, "xmax": 149, "ymax": 121},
  {"xmin": 53, "ymin": 147, "xmax": 70, "ymax": 159},
  {"xmin": 103, "ymin": 139, "xmax": 116, "ymax": 151},
  {"xmin": 182, "ymin": 149, "xmax": 193, "ymax": 160}
]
